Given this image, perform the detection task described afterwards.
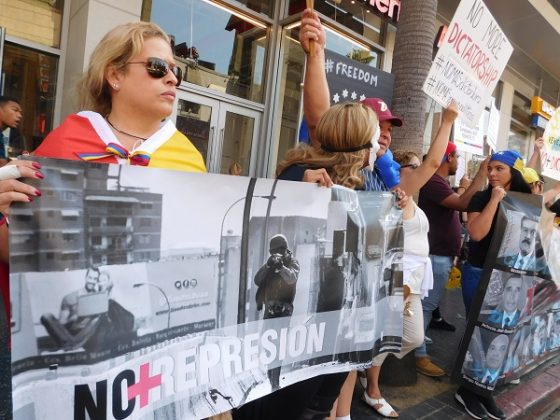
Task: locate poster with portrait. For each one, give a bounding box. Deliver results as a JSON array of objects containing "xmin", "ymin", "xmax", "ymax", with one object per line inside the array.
[
  {"xmin": 9, "ymin": 158, "xmax": 403, "ymax": 420},
  {"xmin": 454, "ymin": 192, "xmax": 560, "ymax": 396},
  {"xmin": 542, "ymin": 106, "xmax": 560, "ymax": 181}
]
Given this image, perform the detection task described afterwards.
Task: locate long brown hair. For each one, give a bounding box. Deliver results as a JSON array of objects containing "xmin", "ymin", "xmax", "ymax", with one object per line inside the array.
[{"xmin": 276, "ymin": 102, "xmax": 378, "ymax": 189}]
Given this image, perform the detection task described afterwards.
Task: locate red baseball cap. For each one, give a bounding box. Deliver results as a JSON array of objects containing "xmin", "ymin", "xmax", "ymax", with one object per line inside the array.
[{"xmin": 361, "ymin": 98, "xmax": 403, "ymax": 127}]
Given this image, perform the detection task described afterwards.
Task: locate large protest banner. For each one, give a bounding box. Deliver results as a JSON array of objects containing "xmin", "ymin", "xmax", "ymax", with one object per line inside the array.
[
  {"xmin": 542, "ymin": 106, "xmax": 560, "ymax": 181},
  {"xmin": 9, "ymin": 158, "xmax": 403, "ymax": 419},
  {"xmin": 453, "ymin": 192, "xmax": 559, "ymax": 396},
  {"xmin": 422, "ymin": 0, "xmax": 513, "ymax": 126}
]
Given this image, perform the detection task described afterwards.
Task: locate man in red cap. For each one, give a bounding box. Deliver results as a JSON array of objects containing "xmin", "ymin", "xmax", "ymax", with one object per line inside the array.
[{"xmin": 413, "ymin": 142, "xmax": 488, "ymax": 376}]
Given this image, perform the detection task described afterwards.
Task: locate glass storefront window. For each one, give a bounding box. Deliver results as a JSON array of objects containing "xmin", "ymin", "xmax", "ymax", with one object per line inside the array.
[
  {"xmin": 288, "ymin": 0, "xmax": 384, "ymax": 46},
  {"xmin": 2, "ymin": 43, "xmax": 58, "ymax": 155},
  {"xmin": 0, "ymin": 0, "xmax": 65, "ymax": 48},
  {"xmin": 325, "ymin": 26, "xmax": 378, "ymax": 68},
  {"xmin": 145, "ymin": 0, "xmax": 269, "ymax": 102},
  {"xmin": 271, "ymin": 27, "xmax": 306, "ymax": 172},
  {"xmin": 508, "ymin": 92, "xmax": 531, "ymax": 157}
]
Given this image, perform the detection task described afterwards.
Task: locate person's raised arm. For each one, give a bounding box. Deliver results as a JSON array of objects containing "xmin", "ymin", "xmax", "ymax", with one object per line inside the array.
[
  {"xmin": 440, "ymin": 156, "xmax": 489, "ymax": 211},
  {"xmin": 299, "ymin": 9, "xmax": 329, "ymax": 147},
  {"xmin": 467, "ymin": 187, "xmax": 505, "ymax": 241},
  {"xmin": 527, "ymin": 137, "xmax": 544, "ymax": 171},
  {"xmin": 399, "ymin": 101, "xmax": 458, "ymax": 195}
]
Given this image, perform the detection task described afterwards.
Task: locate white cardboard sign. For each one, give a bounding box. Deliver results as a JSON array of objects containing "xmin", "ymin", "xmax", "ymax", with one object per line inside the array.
[{"xmin": 423, "ymin": 0, "xmax": 513, "ymax": 126}]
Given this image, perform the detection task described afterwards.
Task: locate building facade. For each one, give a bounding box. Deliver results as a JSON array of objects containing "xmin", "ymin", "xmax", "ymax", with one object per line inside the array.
[{"xmin": 1, "ymin": 0, "xmax": 560, "ymax": 175}]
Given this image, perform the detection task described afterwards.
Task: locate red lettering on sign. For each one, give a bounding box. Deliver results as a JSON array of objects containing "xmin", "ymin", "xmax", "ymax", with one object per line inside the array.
[{"xmin": 127, "ymin": 363, "xmax": 162, "ymax": 408}]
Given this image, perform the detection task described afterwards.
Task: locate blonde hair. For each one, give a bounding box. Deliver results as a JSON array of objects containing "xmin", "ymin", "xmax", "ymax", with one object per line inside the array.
[
  {"xmin": 392, "ymin": 150, "xmax": 418, "ymax": 167},
  {"xmin": 277, "ymin": 102, "xmax": 378, "ymax": 190},
  {"xmin": 77, "ymin": 22, "xmax": 171, "ymax": 116}
]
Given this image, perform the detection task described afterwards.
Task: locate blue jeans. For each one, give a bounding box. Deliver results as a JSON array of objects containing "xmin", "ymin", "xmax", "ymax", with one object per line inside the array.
[
  {"xmin": 461, "ymin": 262, "xmax": 483, "ymax": 314},
  {"xmin": 415, "ymin": 255, "xmax": 453, "ymax": 358}
]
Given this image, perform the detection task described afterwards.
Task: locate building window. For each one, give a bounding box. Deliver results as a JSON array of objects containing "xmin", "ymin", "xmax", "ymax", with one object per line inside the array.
[
  {"xmin": 144, "ymin": 0, "xmax": 269, "ymax": 102},
  {"xmin": 508, "ymin": 92, "xmax": 532, "ymax": 157},
  {"xmin": 140, "ymin": 218, "xmax": 152, "ymax": 227},
  {"xmin": 288, "ymin": 0, "xmax": 385, "ymax": 47},
  {"xmin": 1, "ymin": 44, "xmax": 59, "ymax": 156},
  {"xmin": 0, "ymin": 0, "xmax": 65, "ymax": 48}
]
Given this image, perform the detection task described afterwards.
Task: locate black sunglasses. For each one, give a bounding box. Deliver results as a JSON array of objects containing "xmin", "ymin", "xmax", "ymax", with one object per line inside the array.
[
  {"xmin": 400, "ymin": 163, "xmax": 419, "ymax": 170},
  {"xmin": 126, "ymin": 57, "xmax": 182, "ymax": 87}
]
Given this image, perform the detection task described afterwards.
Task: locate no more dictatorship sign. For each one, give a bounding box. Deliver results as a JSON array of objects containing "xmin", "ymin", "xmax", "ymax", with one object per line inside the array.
[{"xmin": 423, "ymin": 0, "xmax": 513, "ymax": 126}]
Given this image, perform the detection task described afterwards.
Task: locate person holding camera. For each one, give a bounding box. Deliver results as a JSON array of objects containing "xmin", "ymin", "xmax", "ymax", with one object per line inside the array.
[{"xmin": 254, "ymin": 234, "xmax": 300, "ymax": 320}]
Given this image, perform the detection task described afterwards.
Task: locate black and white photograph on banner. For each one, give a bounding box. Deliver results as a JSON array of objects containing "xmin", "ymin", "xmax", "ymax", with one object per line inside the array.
[
  {"xmin": 547, "ymin": 305, "xmax": 560, "ymax": 350},
  {"xmin": 503, "ymin": 322, "xmax": 531, "ymax": 376},
  {"xmin": 478, "ymin": 270, "xmax": 533, "ymax": 331},
  {"xmin": 9, "ymin": 158, "xmax": 404, "ymax": 420},
  {"xmin": 530, "ymin": 314, "xmax": 548, "ymax": 359},
  {"xmin": 461, "ymin": 327, "xmax": 510, "ymax": 391},
  {"xmin": 454, "ymin": 192, "xmax": 558, "ymax": 396},
  {"xmin": 495, "ymin": 210, "xmax": 544, "ymax": 274}
]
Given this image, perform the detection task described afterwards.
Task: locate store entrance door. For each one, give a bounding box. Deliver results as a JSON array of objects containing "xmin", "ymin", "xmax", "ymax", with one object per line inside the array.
[{"xmin": 173, "ymin": 91, "xmax": 261, "ymax": 176}]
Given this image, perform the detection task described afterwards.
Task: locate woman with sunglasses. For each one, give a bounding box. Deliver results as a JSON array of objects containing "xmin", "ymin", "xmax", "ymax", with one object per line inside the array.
[{"xmin": 33, "ymin": 22, "xmax": 205, "ymax": 172}]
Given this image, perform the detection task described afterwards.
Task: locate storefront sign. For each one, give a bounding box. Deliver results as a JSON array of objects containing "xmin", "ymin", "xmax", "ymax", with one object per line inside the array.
[
  {"xmin": 362, "ymin": 0, "xmax": 401, "ymax": 22},
  {"xmin": 531, "ymin": 96, "xmax": 555, "ymax": 119},
  {"xmin": 422, "ymin": 0, "xmax": 513, "ymax": 126},
  {"xmin": 542, "ymin": 106, "xmax": 560, "ymax": 180},
  {"xmin": 325, "ymin": 49, "xmax": 395, "ymax": 106}
]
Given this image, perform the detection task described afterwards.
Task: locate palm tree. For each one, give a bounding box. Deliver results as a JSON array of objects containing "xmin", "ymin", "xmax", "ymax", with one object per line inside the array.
[{"xmin": 390, "ymin": 0, "xmax": 438, "ymax": 156}]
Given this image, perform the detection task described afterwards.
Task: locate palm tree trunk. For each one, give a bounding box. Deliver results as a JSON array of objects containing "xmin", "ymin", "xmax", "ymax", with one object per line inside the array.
[{"xmin": 390, "ymin": 0, "xmax": 438, "ymax": 156}]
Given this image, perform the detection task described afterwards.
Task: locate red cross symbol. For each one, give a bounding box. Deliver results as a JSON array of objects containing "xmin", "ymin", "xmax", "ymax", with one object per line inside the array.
[{"xmin": 127, "ymin": 363, "xmax": 162, "ymax": 408}]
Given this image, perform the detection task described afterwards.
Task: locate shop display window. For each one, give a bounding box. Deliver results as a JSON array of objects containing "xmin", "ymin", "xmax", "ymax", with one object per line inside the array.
[{"xmin": 2, "ymin": 43, "xmax": 58, "ymax": 155}]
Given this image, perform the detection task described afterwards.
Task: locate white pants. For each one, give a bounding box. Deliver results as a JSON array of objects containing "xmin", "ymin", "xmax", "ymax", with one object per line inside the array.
[{"xmin": 372, "ymin": 294, "xmax": 424, "ymax": 366}]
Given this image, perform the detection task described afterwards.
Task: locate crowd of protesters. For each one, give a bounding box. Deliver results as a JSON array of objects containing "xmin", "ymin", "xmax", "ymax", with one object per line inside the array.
[{"xmin": 0, "ymin": 10, "xmax": 559, "ymax": 420}]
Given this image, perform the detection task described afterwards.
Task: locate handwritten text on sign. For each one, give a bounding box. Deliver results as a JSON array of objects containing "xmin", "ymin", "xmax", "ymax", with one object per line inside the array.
[{"xmin": 423, "ymin": 0, "xmax": 513, "ymax": 126}]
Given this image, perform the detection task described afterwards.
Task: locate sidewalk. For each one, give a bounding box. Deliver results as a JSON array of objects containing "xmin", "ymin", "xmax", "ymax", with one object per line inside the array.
[{"xmin": 351, "ymin": 287, "xmax": 560, "ymax": 420}]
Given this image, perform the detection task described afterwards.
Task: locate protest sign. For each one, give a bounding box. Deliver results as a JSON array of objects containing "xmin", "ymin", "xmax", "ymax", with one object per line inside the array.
[
  {"xmin": 541, "ymin": 106, "xmax": 560, "ymax": 180},
  {"xmin": 454, "ymin": 109, "xmax": 487, "ymax": 155},
  {"xmin": 453, "ymin": 192, "xmax": 559, "ymax": 396},
  {"xmin": 10, "ymin": 158, "xmax": 404, "ymax": 419},
  {"xmin": 423, "ymin": 0, "xmax": 513, "ymax": 126},
  {"xmin": 325, "ymin": 50, "xmax": 395, "ymax": 106}
]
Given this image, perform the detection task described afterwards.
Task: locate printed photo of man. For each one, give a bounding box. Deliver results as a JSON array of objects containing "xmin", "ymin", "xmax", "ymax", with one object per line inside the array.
[
  {"xmin": 498, "ymin": 216, "xmax": 539, "ymax": 271},
  {"xmin": 40, "ymin": 268, "xmax": 136, "ymax": 352},
  {"xmin": 480, "ymin": 273, "xmax": 529, "ymax": 330}
]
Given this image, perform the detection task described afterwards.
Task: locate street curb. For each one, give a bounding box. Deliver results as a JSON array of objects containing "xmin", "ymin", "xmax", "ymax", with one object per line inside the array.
[{"xmin": 496, "ymin": 361, "xmax": 560, "ymax": 419}]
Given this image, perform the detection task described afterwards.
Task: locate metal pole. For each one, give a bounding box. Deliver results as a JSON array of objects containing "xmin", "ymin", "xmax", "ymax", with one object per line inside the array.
[{"xmin": 237, "ymin": 177, "xmax": 257, "ymax": 324}]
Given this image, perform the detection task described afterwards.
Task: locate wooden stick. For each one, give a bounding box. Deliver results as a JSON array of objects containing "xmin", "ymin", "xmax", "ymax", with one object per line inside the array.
[{"xmin": 306, "ymin": 0, "xmax": 315, "ymax": 56}]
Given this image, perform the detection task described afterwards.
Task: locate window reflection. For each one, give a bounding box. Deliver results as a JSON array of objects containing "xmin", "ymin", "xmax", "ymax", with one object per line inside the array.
[
  {"xmin": 508, "ymin": 92, "xmax": 531, "ymax": 157},
  {"xmin": 0, "ymin": 0, "xmax": 65, "ymax": 48},
  {"xmin": 3, "ymin": 44, "xmax": 58, "ymax": 155},
  {"xmin": 289, "ymin": 0, "xmax": 384, "ymax": 45},
  {"xmin": 147, "ymin": 0, "xmax": 268, "ymax": 102}
]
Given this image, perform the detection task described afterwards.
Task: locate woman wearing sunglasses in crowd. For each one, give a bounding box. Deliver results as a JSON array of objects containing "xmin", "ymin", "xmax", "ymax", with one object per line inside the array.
[{"xmin": 33, "ymin": 22, "xmax": 205, "ymax": 172}]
